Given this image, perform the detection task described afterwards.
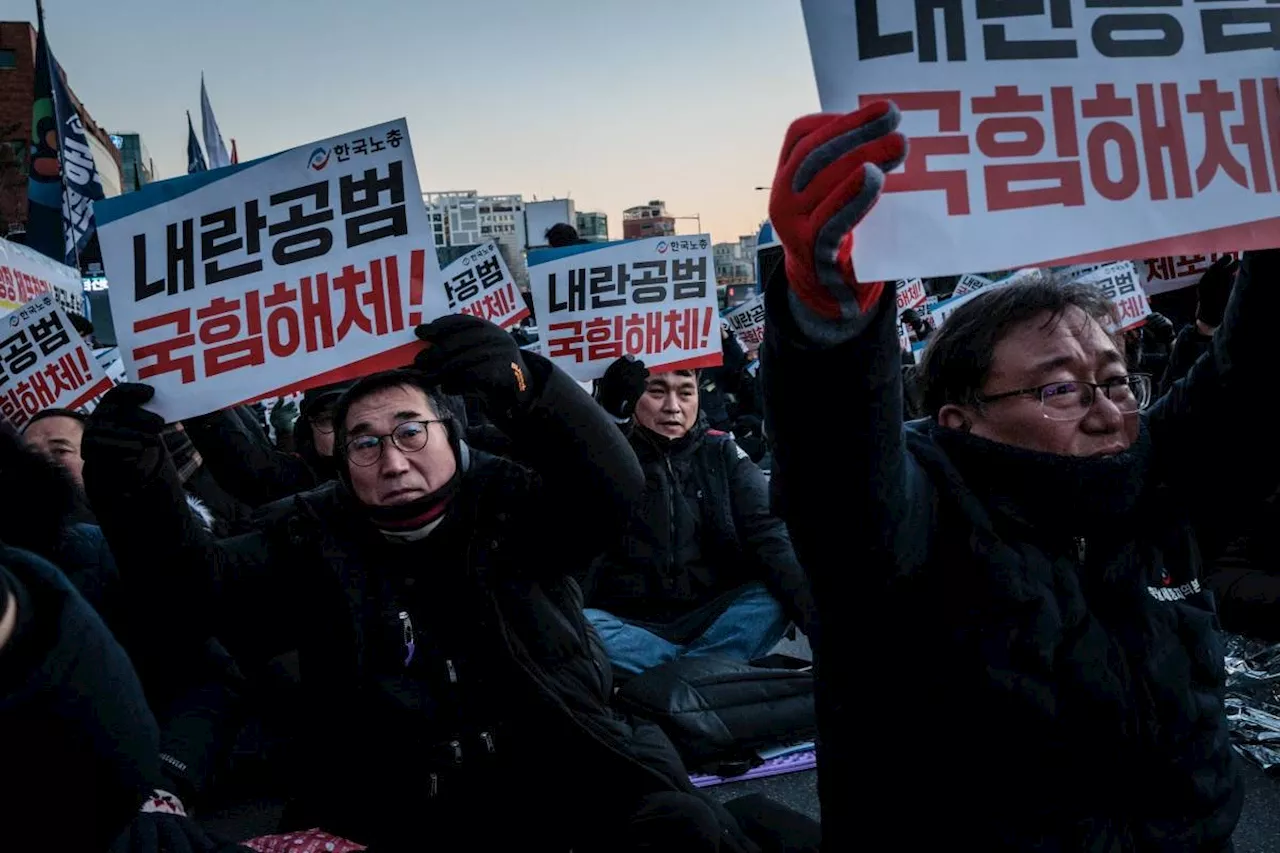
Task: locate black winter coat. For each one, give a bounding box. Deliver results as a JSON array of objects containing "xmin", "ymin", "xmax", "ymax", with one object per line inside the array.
[
  {"xmin": 586, "ymin": 418, "xmax": 813, "ymax": 642},
  {"xmin": 186, "ymin": 407, "xmax": 324, "ymax": 509},
  {"xmin": 760, "ymin": 250, "xmax": 1280, "ymax": 851},
  {"xmin": 88, "ymin": 355, "xmax": 757, "ymax": 851},
  {"xmin": 1, "ymin": 545, "xmax": 158, "ymax": 852}
]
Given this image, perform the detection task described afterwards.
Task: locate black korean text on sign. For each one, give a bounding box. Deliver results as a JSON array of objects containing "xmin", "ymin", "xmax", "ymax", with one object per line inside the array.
[
  {"xmin": 854, "ymin": 1, "xmax": 1280, "ymax": 63},
  {"xmin": 133, "ymin": 161, "xmax": 409, "ymax": 303},
  {"xmin": 340, "ymin": 160, "xmax": 408, "ymax": 249},
  {"xmin": 269, "ymin": 182, "xmax": 335, "ymax": 266},
  {"xmin": 549, "ymin": 258, "xmax": 712, "ymax": 313},
  {"xmin": 130, "ymin": 250, "xmax": 427, "ymax": 386},
  {"xmin": 860, "ymin": 75, "xmax": 1280, "ymax": 215},
  {"xmin": 201, "ymin": 203, "xmax": 267, "ymax": 285}
]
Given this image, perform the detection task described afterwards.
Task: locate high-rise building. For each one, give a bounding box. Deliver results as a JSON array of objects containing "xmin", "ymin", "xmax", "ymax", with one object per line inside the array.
[
  {"xmin": 622, "ymin": 200, "xmax": 675, "ymax": 240},
  {"xmin": 575, "ymin": 210, "xmax": 608, "ymax": 242},
  {"xmin": 423, "ymin": 191, "xmax": 528, "ymax": 287},
  {"xmin": 110, "ymin": 132, "xmax": 154, "ymax": 192},
  {"xmin": 0, "ymin": 21, "xmax": 123, "ymax": 241}
]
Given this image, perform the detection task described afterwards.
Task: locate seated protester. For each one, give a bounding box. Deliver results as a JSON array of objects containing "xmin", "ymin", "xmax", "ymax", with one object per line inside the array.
[
  {"xmin": 586, "ymin": 355, "xmax": 814, "ymax": 677},
  {"xmin": 83, "ymin": 316, "xmax": 763, "ymax": 852},
  {"xmin": 1, "ymin": 422, "xmax": 244, "ymax": 815},
  {"xmin": 22, "ymin": 408, "xmax": 97, "ymax": 524},
  {"xmin": 760, "ymin": 102, "xmax": 1261, "ymax": 849},
  {"xmin": 0, "ymin": 545, "xmax": 244, "ymax": 852}
]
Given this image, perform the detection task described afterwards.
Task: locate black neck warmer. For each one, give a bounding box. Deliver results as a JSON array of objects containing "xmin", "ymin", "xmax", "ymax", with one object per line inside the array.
[{"xmin": 930, "ymin": 420, "xmax": 1152, "ymax": 535}]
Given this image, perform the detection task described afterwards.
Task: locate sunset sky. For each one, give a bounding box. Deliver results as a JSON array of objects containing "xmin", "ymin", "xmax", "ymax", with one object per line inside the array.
[{"xmin": 5, "ymin": 0, "xmax": 823, "ymax": 244}]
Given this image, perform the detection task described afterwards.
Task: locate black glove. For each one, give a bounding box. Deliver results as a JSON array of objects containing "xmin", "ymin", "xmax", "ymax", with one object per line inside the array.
[
  {"xmin": 413, "ymin": 315, "xmax": 534, "ymax": 415},
  {"xmin": 1195, "ymin": 255, "xmax": 1239, "ymax": 328},
  {"xmin": 1143, "ymin": 312, "xmax": 1176, "ymax": 346},
  {"xmin": 83, "ymin": 383, "xmax": 168, "ymax": 484},
  {"xmin": 596, "ymin": 355, "xmax": 649, "ymax": 419}
]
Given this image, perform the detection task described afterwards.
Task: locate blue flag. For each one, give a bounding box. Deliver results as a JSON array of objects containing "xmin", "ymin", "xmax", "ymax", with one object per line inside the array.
[
  {"xmin": 187, "ymin": 111, "xmax": 208, "ymax": 174},
  {"xmin": 25, "ymin": 4, "xmax": 62, "ymax": 264},
  {"xmin": 49, "ymin": 53, "xmax": 103, "ymax": 268}
]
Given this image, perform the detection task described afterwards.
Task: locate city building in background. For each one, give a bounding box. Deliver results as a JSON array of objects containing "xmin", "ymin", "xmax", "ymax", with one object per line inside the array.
[
  {"xmin": 524, "ymin": 197, "xmax": 575, "ymax": 250},
  {"xmin": 714, "ymin": 233, "xmax": 759, "ymax": 286},
  {"xmin": 622, "ymin": 199, "xmax": 675, "ymax": 240},
  {"xmin": 575, "ymin": 210, "xmax": 608, "ymax": 242},
  {"xmin": 423, "ymin": 190, "xmax": 528, "ymax": 287},
  {"xmin": 110, "ymin": 132, "xmax": 154, "ymax": 192},
  {"xmin": 0, "ymin": 20, "xmax": 122, "ymax": 240}
]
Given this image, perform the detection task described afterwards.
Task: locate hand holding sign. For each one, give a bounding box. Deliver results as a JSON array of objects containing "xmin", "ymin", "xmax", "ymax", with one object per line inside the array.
[
  {"xmin": 82, "ymin": 383, "xmax": 167, "ymax": 485},
  {"xmin": 413, "ymin": 315, "xmax": 533, "ymax": 416},
  {"xmin": 769, "ymin": 101, "xmax": 907, "ymax": 324},
  {"xmin": 1195, "ymin": 255, "xmax": 1239, "ymax": 329}
]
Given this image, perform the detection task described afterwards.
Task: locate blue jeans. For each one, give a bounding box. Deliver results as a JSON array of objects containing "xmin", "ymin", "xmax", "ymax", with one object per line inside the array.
[{"xmin": 585, "ymin": 583, "xmax": 790, "ymax": 676}]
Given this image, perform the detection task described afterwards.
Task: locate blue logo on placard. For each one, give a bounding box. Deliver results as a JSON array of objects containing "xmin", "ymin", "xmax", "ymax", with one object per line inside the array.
[
  {"xmin": 656, "ymin": 241, "xmax": 668, "ymax": 254},
  {"xmin": 308, "ymin": 147, "xmax": 331, "ymax": 171}
]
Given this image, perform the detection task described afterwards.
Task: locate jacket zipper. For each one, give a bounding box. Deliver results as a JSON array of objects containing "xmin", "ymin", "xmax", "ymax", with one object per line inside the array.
[
  {"xmin": 445, "ymin": 658, "xmax": 458, "ymax": 683},
  {"xmin": 664, "ymin": 457, "xmax": 677, "ymax": 577},
  {"xmin": 398, "ymin": 610, "xmax": 416, "ymax": 667}
]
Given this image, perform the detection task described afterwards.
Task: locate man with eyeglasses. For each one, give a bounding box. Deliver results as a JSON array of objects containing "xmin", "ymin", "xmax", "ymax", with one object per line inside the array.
[
  {"xmin": 761, "ymin": 102, "xmax": 1274, "ymax": 850},
  {"xmin": 79, "ymin": 315, "xmax": 767, "ymax": 851}
]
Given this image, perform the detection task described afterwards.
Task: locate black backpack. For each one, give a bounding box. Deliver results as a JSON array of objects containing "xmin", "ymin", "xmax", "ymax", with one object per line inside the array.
[{"xmin": 614, "ymin": 654, "xmax": 815, "ymax": 774}]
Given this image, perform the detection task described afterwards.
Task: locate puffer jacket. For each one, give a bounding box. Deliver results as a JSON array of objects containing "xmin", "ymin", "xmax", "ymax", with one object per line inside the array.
[
  {"xmin": 88, "ymin": 354, "xmax": 757, "ymax": 851},
  {"xmin": 586, "ymin": 416, "xmax": 813, "ymax": 642},
  {"xmin": 760, "ymin": 249, "xmax": 1280, "ymax": 851}
]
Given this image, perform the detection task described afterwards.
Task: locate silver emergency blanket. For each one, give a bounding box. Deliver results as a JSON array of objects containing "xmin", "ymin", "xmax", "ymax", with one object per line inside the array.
[{"xmin": 1224, "ymin": 635, "xmax": 1280, "ymax": 772}]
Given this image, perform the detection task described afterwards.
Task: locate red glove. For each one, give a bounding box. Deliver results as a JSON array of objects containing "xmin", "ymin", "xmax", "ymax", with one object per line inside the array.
[{"xmin": 769, "ymin": 101, "xmax": 907, "ymax": 321}]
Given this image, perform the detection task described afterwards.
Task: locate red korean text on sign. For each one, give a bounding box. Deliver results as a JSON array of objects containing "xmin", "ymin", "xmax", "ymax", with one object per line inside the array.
[
  {"xmin": 545, "ymin": 307, "xmax": 715, "ymax": 364},
  {"xmin": 859, "ymin": 77, "xmax": 1280, "ymax": 215},
  {"xmin": 130, "ymin": 250, "xmax": 432, "ymax": 385}
]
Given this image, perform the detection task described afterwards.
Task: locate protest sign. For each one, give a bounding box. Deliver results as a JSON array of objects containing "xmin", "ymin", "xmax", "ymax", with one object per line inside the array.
[
  {"xmin": 1069, "ymin": 261, "xmax": 1152, "ymax": 333},
  {"xmin": 528, "ymin": 235, "xmax": 722, "ymax": 382},
  {"xmin": 0, "ymin": 236, "xmax": 85, "ymax": 319},
  {"xmin": 895, "ymin": 277, "xmax": 926, "ymax": 315},
  {"xmin": 94, "ymin": 118, "xmax": 446, "ymax": 422},
  {"xmin": 800, "ymin": 1, "xmax": 1280, "ymax": 281},
  {"xmin": 1139, "ymin": 252, "xmax": 1239, "ymax": 296},
  {"xmin": 723, "ymin": 292, "xmax": 766, "ymax": 349},
  {"xmin": 0, "ymin": 293, "xmax": 112, "ymax": 428},
  {"xmin": 951, "ymin": 273, "xmax": 992, "ymax": 298},
  {"xmin": 440, "ymin": 241, "xmax": 529, "ymax": 328},
  {"xmin": 928, "ymin": 267, "xmax": 1040, "ymax": 328}
]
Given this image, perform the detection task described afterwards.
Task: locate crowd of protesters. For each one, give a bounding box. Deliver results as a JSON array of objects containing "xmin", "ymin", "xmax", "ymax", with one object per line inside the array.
[{"xmin": 4, "ymin": 99, "xmax": 1279, "ymax": 853}]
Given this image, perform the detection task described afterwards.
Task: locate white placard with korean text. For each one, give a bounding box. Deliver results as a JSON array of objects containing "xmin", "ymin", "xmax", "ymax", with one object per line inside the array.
[
  {"xmin": 440, "ymin": 241, "xmax": 530, "ymax": 328},
  {"xmin": 0, "ymin": 237, "xmax": 85, "ymax": 319},
  {"xmin": 1069, "ymin": 261, "xmax": 1152, "ymax": 333},
  {"xmin": 1139, "ymin": 252, "xmax": 1239, "ymax": 296},
  {"xmin": 895, "ymin": 277, "xmax": 927, "ymax": 315},
  {"xmin": 722, "ymin": 293, "xmax": 766, "ymax": 350},
  {"xmin": 801, "ymin": 1, "xmax": 1280, "ymax": 280},
  {"xmin": 94, "ymin": 119, "xmax": 446, "ymax": 423},
  {"xmin": 528, "ymin": 235, "xmax": 723, "ymax": 383},
  {"xmin": 0, "ymin": 294, "xmax": 112, "ymax": 429},
  {"xmin": 952, "ymin": 273, "xmax": 992, "ymax": 298}
]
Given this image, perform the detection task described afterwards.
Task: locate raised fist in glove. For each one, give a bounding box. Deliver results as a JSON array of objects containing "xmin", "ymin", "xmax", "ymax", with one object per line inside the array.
[
  {"xmin": 1195, "ymin": 254, "xmax": 1239, "ymax": 329},
  {"xmin": 83, "ymin": 383, "xmax": 168, "ymax": 484},
  {"xmin": 770, "ymin": 101, "xmax": 907, "ymax": 323},
  {"xmin": 596, "ymin": 355, "xmax": 649, "ymax": 419},
  {"xmin": 412, "ymin": 315, "xmax": 534, "ymax": 416}
]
